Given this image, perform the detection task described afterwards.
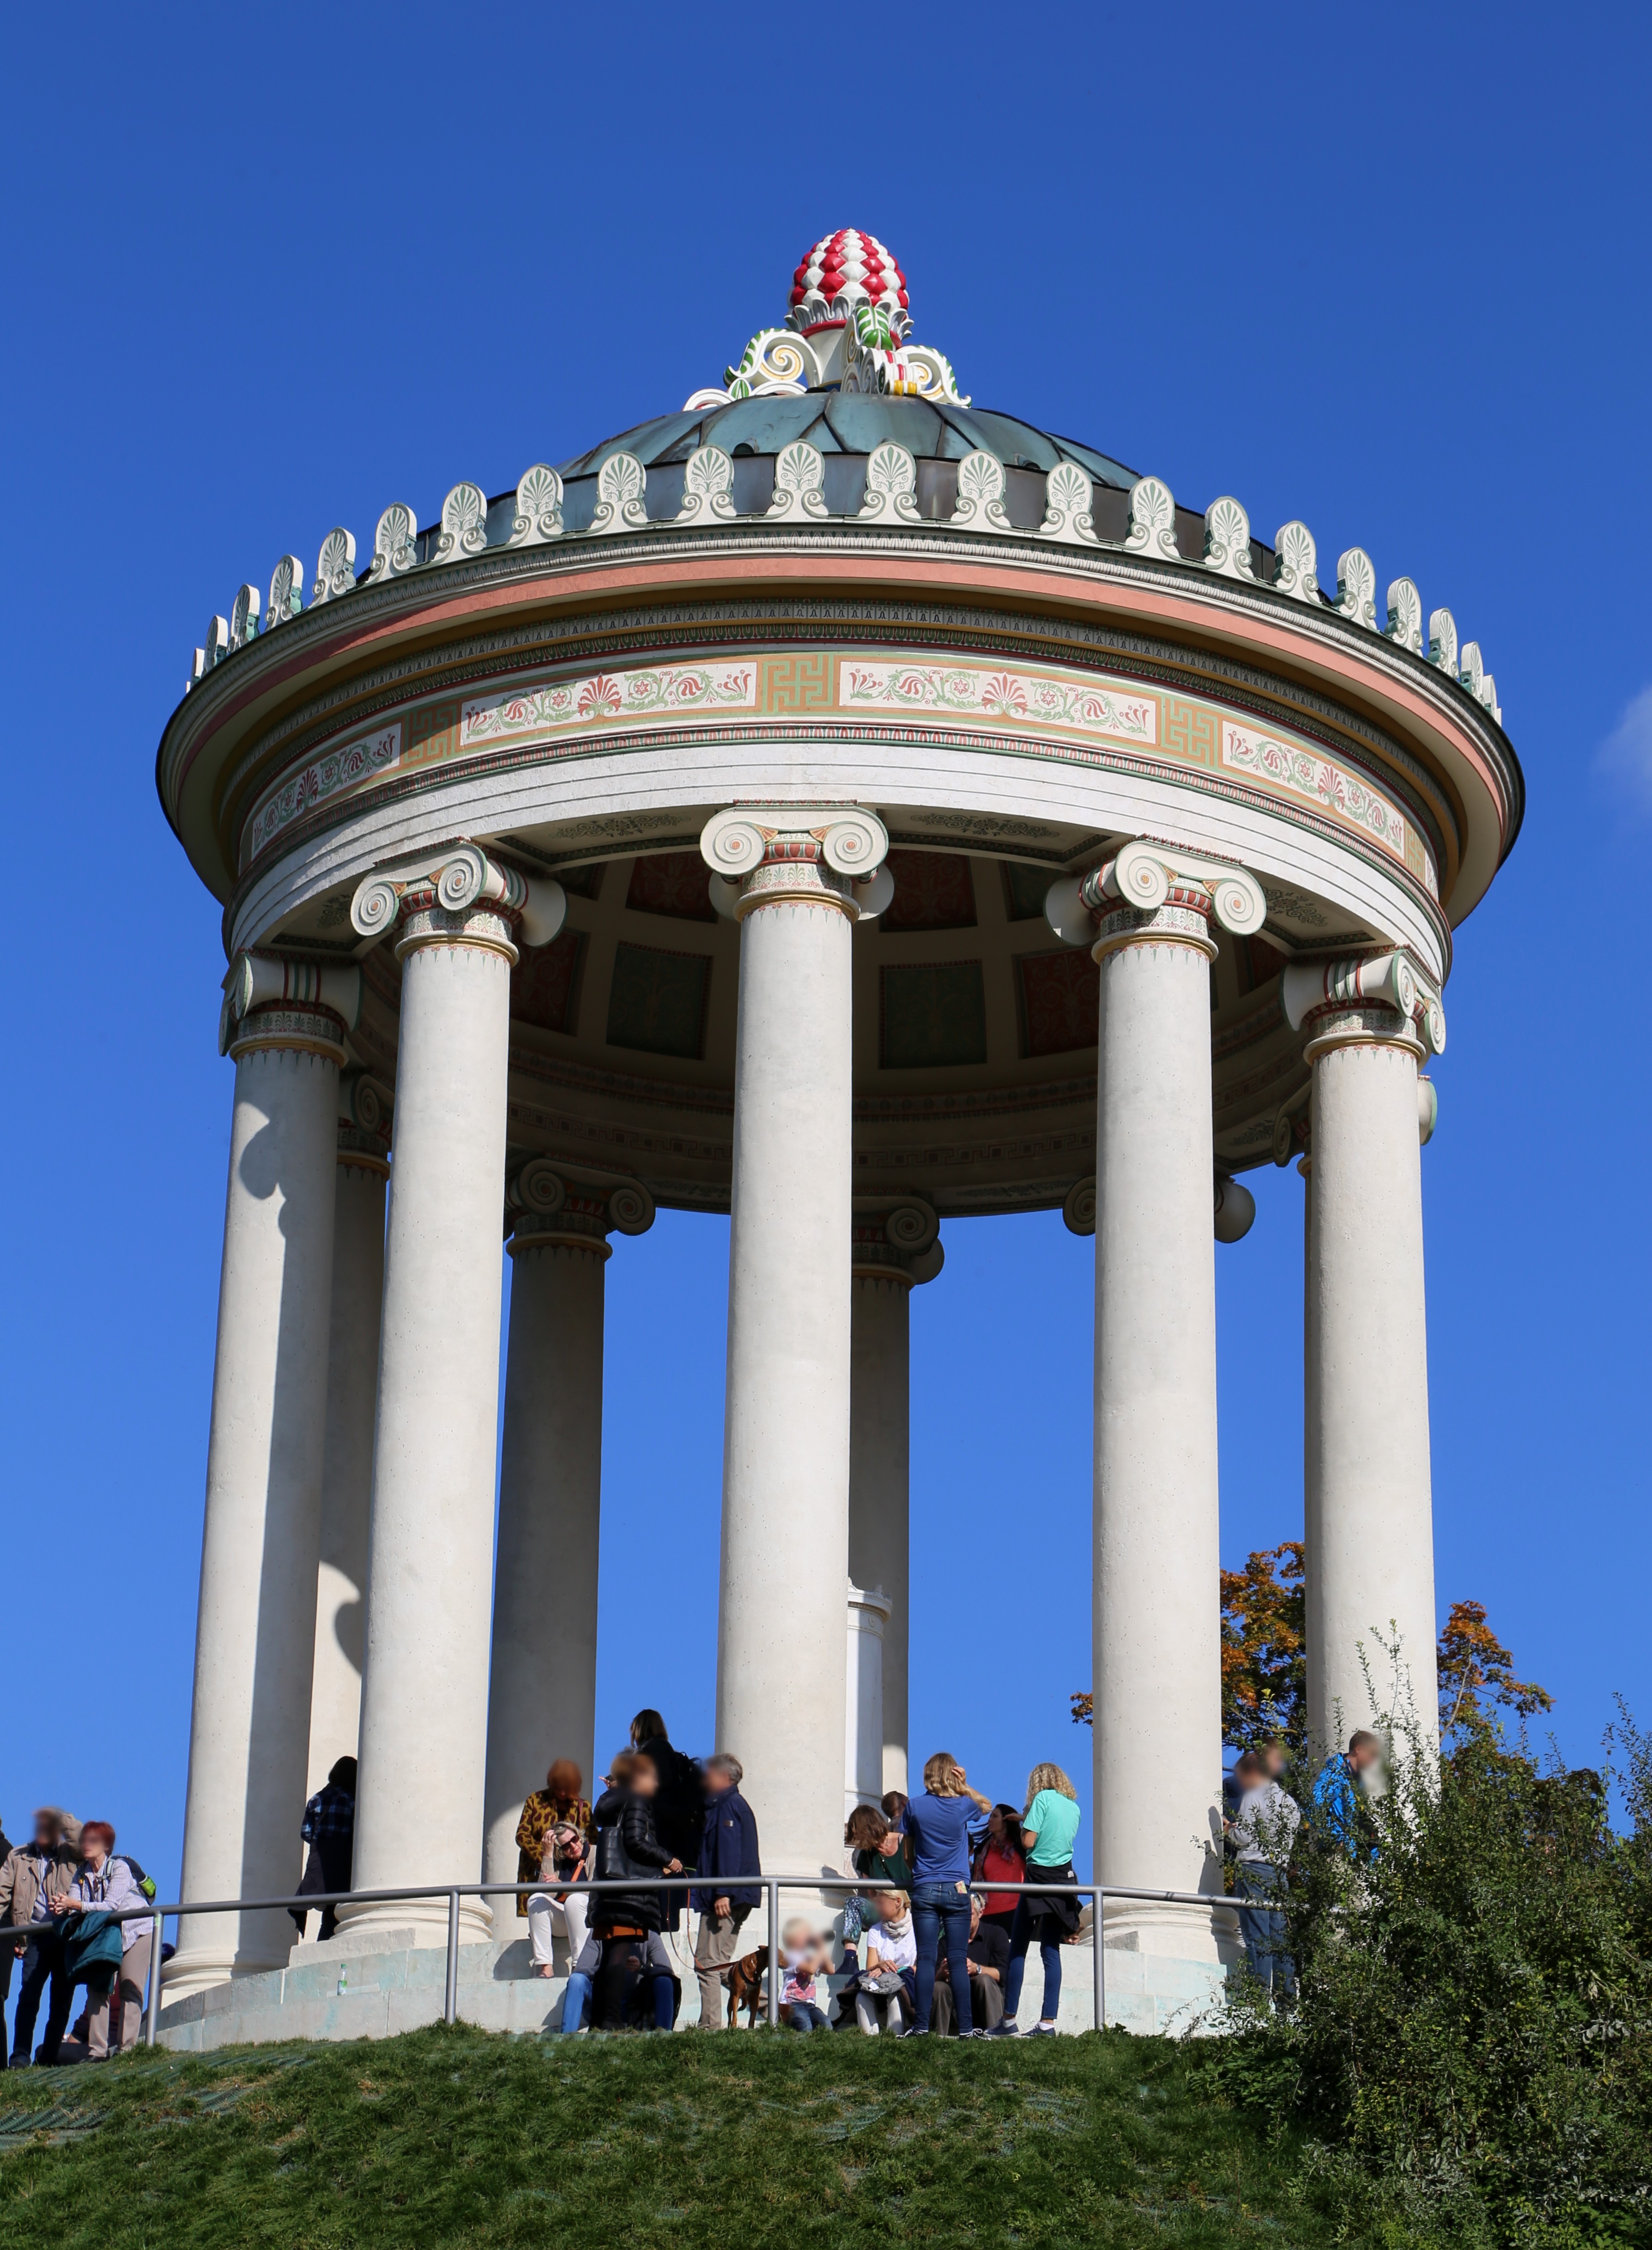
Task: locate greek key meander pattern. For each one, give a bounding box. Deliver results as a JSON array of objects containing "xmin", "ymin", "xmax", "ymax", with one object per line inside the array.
[{"xmin": 242, "ymin": 648, "xmax": 1434, "ymax": 890}]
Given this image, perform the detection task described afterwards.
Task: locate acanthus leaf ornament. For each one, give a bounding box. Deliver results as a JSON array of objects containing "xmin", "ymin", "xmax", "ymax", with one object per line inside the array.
[
  {"xmin": 949, "ymin": 450, "xmax": 1012, "ymax": 534},
  {"xmin": 431, "ymin": 482, "xmax": 488, "ymax": 567},
  {"xmin": 364, "ymin": 503, "xmax": 419, "ymax": 584},
  {"xmin": 1202, "ymin": 496, "xmax": 1256, "ymax": 580},
  {"xmin": 1039, "ymin": 462, "xmax": 1100, "ymax": 546},
  {"xmin": 766, "ymin": 441, "xmax": 829, "ymax": 524},
  {"xmin": 1458, "ymin": 639, "xmax": 1485, "ymax": 703},
  {"xmin": 675, "ymin": 446, "xmax": 737, "ymax": 526},
  {"xmin": 1123, "ymin": 476, "xmax": 1180, "ymax": 562},
  {"xmin": 1385, "ymin": 575, "xmax": 1424, "ymax": 653},
  {"xmin": 1428, "ymin": 606, "xmax": 1458, "ymax": 677},
  {"xmin": 858, "ymin": 441, "xmax": 922, "ymax": 524},
  {"xmin": 267, "ymin": 554, "xmax": 304, "ymax": 629},
  {"xmin": 1271, "ymin": 520, "xmax": 1319, "ymax": 603},
  {"xmin": 1334, "ymin": 546, "xmax": 1377, "ymax": 629},
  {"xmin": 229, "ymin": 582, "xmax": 261, "ymax": 650},
  {"xmin": 311, "ymin": 527, "xmax": 357, "ymax": 606},
  {"xmin": 509, "ymin": 464, "xmax": 564, "ymax": 546},
  {"xmin": 721, "ymin": 327, "xmax": 818, "ymax": 400},
  {"xmin": 203, "ymin": 614, "xmax": 230, "ymax": 669},
  {"xmin": 588, "ymin": 452, "xmax": 648, "ymax": 537}
]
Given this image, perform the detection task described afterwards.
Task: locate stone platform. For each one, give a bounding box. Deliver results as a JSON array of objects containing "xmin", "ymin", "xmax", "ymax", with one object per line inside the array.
[{"xmin": 157, "ymin": 1923, "xmax": 1233, "ymax": 2049}]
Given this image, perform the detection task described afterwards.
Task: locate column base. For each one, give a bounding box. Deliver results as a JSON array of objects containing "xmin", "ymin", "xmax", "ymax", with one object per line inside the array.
[
  {"xmin": 1101, "ymin": 1895, "xmax": 1240, "ymax": 1965},
  {"xmin": 163, "ymin": 1934, "xmax": 293, "ymax": 2001},
  {"xmin": 333, "ymin": 1895, "xmax": 495, "ymax": 1949}
]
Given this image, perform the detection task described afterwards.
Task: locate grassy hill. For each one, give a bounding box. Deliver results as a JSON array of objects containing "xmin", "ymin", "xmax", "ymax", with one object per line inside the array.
[{"xmin": 0, "ymin": 2020, "xmax": 1417, "ymax": 2250}]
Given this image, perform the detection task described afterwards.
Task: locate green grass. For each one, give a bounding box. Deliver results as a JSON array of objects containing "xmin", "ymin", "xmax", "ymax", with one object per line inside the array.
[{"xmin": 0, "ymin": 2023, "xmax": 1380, "ymax": 2248}]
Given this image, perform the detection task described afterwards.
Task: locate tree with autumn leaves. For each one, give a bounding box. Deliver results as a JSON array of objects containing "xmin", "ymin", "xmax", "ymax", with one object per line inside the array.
[{"xmin": 1071, "ymin": 1541, "xmax": 1552, "ymax": 1751}]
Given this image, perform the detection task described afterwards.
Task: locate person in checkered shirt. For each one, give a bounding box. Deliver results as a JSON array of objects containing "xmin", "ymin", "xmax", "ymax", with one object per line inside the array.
[{"xmin": 291, "ymin": 1757, "xmax": 356, "ymax": 1942}]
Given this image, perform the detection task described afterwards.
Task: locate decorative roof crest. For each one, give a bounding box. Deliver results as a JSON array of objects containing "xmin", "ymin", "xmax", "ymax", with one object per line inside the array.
[{"xmin": 685, "ymin": 227, "xmax": 968, "ymax": 411}]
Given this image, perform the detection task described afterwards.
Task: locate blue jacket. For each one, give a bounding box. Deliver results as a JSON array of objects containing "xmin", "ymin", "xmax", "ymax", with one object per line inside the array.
[
  {"xmin": 690, "ymin": 1788, "xmax": 761, "ymax": 1912},
  {"xmin": 1311, "ymin": 1755, "xmax": 1371, "ymax": 1863}
]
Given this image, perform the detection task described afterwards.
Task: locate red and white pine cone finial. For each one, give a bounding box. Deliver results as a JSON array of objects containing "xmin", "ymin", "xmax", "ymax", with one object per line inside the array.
[{"xmin": 787, "ymin": 229, "xmax": 909, "ymax": 335}]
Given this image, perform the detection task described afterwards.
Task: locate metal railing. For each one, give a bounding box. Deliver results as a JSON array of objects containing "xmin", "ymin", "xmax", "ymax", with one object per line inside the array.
[{"xmin": 10, "ymin": 1872, "xmax": 1274, "ymax": 2051}]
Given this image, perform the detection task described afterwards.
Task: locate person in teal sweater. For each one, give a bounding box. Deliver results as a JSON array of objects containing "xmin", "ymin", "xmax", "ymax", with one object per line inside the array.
[{"xmin": 991, "ymin": 1764, "xmax": 1083, "ymax": 2037}]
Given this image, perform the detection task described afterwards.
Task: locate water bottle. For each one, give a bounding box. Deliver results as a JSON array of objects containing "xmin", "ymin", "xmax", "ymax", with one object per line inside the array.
[{"xmin": 338, "ymin": 1963, "xmax": 349, "ymax": 1998}]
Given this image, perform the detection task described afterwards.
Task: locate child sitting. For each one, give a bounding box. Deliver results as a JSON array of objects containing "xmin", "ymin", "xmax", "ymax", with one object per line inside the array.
[
  {"xmin": 854, "ymin": 1890, "xmax": 916, "ymax": 2035},
  {"xmin": 779, "ymin": 1918, "xmax": 833, "ymax": 2033}
]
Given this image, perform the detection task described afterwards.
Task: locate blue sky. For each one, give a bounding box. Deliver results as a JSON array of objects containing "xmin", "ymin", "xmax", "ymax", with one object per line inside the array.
[{"xmin": 2, "ymin": 4, "xmax": 1648, "ymax": 1906}]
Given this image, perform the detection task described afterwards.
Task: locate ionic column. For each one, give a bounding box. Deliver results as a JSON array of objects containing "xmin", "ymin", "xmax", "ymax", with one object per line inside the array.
[
  {"xmin": 845, "ymin": 1584, "xmax": 893, "ymax": 1817},
  {"xmin": 168, "ymin": 954, "xmax": 360, "ymax": 1998},
  {"xmin": 305, "ymin": 1073, "xmax": 391, "ymax": 1799},
  {"xmin": 701, "ymin": 804, "xmax": 890, "ymax": 1882},
  {"xmin": 1284, "ymin": 955, "xmax": 1446, "ymax": 1757},
  {"xmin": 480, "ymin": 1163, "xmax": 656, "ymax": 1893},
  {"xmin": 1048, "ymin": 841, "xmax": 1266, "ymax": 1956},
  {"xmin": 339, "ymin": 846, "xmax": 564, "ymax": 1946},
  {"xmin": 849, "ymin": 1200, "xmax": 943, "ymax": 1799}
]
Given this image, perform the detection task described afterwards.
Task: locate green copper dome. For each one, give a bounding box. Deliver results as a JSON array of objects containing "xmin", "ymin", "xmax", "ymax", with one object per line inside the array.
[{"xmin": 558, "ymin": 391, "xmax": 1135, "ymax": 485}]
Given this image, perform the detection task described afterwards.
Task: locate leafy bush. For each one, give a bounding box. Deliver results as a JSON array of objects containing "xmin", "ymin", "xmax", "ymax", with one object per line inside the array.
[{"xmin": 1211, "ymin": 1705, "xmax": 1652, "ymax": 2249}]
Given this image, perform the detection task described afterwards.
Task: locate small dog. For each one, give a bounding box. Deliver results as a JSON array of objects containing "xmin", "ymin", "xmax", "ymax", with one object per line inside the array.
[{"xmin": 726, "ymin": 1946, "xmax": 774, "ymax": 2029}]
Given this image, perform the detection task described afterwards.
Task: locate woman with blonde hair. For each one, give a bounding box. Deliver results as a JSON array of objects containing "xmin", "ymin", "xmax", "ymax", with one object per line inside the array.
[
  {"xmin": 896, "ymin": 1752, "xmax": 992, "ymax": 2036},
  {"xmin": 990, "ymin": 1763, "xmax": 1083, "ymax": 2038}
]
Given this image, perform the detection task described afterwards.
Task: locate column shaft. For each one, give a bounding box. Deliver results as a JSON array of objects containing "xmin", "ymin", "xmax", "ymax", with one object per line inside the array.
[
  {"xmin": 171, "ymin": 1028, "xmax": 339, "ymax": 1995},
  {"xmin": 1305, "ymin": 1036, "xmax": 1437, "ymax": 1754},
  {"xmin": 1092, "ymin": 922, "xmax": 1223, "ymax": 1949},
  {"xmin": 306, "ymin": 1152, "xmax": 386, "ymax": 1797},
  {"xmin": 482, "ymin": 1235, "xmax": 607, "ymax": 1891},
  {"xmin": 345, "ymin": 930, "xmax": 512, "ymax": 1944},
  {"xmin": 718, "ymin": 896, "xmax": 854, "ymax": 1879},
  {"xmin": 849, "ymin": 1275, "xmax": 911, "ymax": 1797}
]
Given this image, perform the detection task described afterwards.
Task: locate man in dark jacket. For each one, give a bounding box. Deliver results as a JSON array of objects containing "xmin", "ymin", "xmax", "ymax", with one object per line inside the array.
[{"xmin": 689, "ymin": 1755, "xmax": 762, "ymax": 2027}]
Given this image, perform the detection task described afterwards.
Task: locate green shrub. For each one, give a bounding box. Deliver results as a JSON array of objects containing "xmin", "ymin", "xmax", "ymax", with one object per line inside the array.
[{"xmin": 1212, "ymin": 1704, "xmax": 1652, "ymax": 2249}]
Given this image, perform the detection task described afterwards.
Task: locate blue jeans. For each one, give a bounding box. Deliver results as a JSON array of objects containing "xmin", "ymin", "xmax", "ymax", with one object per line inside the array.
[
  {"xmin": 1005, "ymin": 1897, "xmax": 1063, "ymax": 2024},
  {"xmin": 911, "ymin": 1882, "xmax": 974, "ymax": 2034},
  {"xmin": 558, "ymin": 1965, "xmax": 674, "ymax": 2031},
  {"xmin": 10, "ymin": 1933, "xmax": 72, "ymax": 2062},
  {"xmin": 1236, "ymin": 1863, "xmax": 1295, "ymax": 2000},
  {"xmin": 786, "ymin": 2002, "xmax": 829, "ymax": 2032}
]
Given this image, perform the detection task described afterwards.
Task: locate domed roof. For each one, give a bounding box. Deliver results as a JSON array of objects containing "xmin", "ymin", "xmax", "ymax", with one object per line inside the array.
[
  {"xmin": 557, "ymin": 391, "xmax": 1136, "ymax": 489},
  {"xmin": 789, "ymin": 228, "xmax": 908, "ymax": 333}
]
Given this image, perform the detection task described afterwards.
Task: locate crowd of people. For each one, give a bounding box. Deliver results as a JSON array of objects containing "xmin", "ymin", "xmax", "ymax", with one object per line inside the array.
[
  {"xmin": 0, "ymin": 1717, "xmax": 1382, "ymax": 2056},
  {"xmin": 508, "ymin": 1716, "xmax": 1095, "ymax": 2037},
  {"xmin": 0, "ymin": 1807, "xmax": 158, "ymax": 2067}
]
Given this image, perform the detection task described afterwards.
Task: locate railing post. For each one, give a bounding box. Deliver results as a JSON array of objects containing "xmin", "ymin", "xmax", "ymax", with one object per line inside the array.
[
  {"xmin": 145, "ymin": 1908, "xmax": 166, "ymax": 2048},
  {"xmin": 1092, "ymin": 1886, "xmax": 1106, "ymax": 2032},
  {"xmin": 766, "ymin": 1876, "xmax": 780, "ymax": 2028},
  {"xmin": 444, "ymin": 1890, "xmax": 460, "ymax": 2026}
]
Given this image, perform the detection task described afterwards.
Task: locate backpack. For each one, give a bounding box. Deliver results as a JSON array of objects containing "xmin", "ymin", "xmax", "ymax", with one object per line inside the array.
[{"xmin": 115, "ymin": 1855, "xmax": 158, "ymax": 1904}]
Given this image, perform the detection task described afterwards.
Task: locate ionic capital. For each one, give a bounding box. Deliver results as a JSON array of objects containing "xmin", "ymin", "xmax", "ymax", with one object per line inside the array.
[
  {"xmin": 218, "ymin": 951, "xmax": 362, "ymax": 1066},
  {"xmin": 701, "ymin": 804, "xmax": 891, "ymax": 923},
  {"xmin": 337, "ymin": 1069, "xmax": 393, "ymax": 1176},
  {"xmin": 1045, "ymin": 838, "xmax": 1266, "ymax": 963},
  {"xmin": 506, "ymin": 1157, "xmax": 656, "ymax": 1259},
  {"xmin": 1283, "ymin": 951, "xmax": 1446, "ymax": 1064},
  {"xmin": 851, "ymin": 1198, "xmax": 943, "ymax": 1287},
  {"xmin": 350, "ymin": 843, "xmax": 566, "ymax": 965}
]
